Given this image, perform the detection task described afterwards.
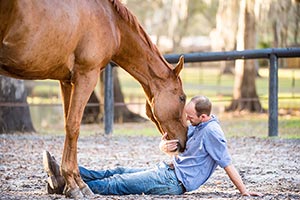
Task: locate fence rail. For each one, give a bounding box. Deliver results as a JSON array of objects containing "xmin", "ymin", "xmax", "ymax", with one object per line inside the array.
[
  {"xmin": 104, "ymin": 47, "xmax": 300, "ymax": 137},
  {"xmin": 163, "ymin": 48, "xmax": 300, "ymax": 62},
  {"xmin": 1, "ymin": 48, "xmax": 299, "ymax": 136}
]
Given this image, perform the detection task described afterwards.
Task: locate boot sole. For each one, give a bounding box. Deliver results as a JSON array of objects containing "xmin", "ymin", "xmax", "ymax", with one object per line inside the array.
[{"xmin": 43, "ymin": 150, "xmax": 58, "ymax": 189}]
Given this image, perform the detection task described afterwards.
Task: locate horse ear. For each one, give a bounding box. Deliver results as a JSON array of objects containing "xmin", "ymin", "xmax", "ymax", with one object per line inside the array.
[{"xmin": 174, "ymin": 55, "xmax": 184, "ymax": 77}]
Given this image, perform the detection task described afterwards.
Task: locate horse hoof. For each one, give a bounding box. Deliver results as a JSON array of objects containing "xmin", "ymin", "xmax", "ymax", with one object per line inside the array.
[
  {"xmin": 65, "ymin": 187, "xmax": 84, "ymax": 199},
  {"xmin": 81, "ymin": 185, "xmax": 94, "ymax": 197}
]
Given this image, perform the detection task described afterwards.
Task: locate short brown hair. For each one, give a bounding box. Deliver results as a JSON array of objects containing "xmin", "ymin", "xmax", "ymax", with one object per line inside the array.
[{"xmin": 190, "ymin": 95, "xmax": 212, "ymax": 117}]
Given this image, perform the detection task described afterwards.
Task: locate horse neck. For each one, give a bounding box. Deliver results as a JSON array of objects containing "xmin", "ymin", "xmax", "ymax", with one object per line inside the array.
[{"xmin": 112, "ymin": 30, "xmax": 170, "ymax": 100}]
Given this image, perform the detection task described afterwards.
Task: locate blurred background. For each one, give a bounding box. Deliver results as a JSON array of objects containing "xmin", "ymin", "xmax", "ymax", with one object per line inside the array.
[{"xmin": 0, "ymin": 0, "xmax": 299, "ymax": 138}]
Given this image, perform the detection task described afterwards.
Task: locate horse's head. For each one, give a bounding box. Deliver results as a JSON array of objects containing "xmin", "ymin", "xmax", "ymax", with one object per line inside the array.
[{"xmin": 146, "ymin": 56, "xmax": 188, "ymax": 152}]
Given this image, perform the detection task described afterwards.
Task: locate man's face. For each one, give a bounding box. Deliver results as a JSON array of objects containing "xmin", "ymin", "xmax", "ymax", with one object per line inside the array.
[{"xmin": 185, "ymin": 102, "xmax": 202, "ymax": 126}]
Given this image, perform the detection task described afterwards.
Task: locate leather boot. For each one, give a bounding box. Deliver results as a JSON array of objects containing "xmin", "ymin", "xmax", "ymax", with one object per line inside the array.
[{"xmin": 43, "ymin": 150, "xmax": 66, "ymax": 194}]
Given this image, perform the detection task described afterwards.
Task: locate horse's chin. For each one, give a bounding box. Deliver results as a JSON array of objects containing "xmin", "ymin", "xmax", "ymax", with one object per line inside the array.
[{"xmin": 175, "ymin": 141, "xmax": 185, "ymax": 153}]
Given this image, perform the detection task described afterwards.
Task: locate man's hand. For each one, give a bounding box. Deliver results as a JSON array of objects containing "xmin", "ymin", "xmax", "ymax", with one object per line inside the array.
[
  {"xmin": 159, "ymin": 133, "xmax": 179, "ymax": 156},
  {"xmin": 242, "ymin": 191, "xmax": 263, "ymax": 197},
  {"xmin": 224, "ymin": 165, "xmax": 263, "ymax": 197}
]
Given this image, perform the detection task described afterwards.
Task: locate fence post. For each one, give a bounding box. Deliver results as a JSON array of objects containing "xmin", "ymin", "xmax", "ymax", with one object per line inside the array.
[
  {"xmin": 104, "ymin": 64, "xmax": 114, "ymax": 135},
  {"xmin": 269, "ymin": 54, "xmax": 278, "ymax": 137}
]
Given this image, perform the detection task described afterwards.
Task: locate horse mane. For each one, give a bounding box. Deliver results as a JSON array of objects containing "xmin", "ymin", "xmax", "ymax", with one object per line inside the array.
[{"xmin": 109, "ymin": 0, "xmax": 158, "ymax": 52}]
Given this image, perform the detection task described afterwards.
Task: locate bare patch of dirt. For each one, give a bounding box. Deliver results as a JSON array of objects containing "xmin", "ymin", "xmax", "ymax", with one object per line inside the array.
[{"xmin": 0, "ymin": 131, "xmax": 299, "ymax": 199}]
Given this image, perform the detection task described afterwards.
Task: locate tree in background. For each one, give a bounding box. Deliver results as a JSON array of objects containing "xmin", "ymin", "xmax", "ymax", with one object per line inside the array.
[
  {"xmin": 0, "ymin": 76, "xmax": 35, "ymax": 133},
  {"xmin": 225, "ymin": 0, "xmax": 299, "ymax": 112},
  {"xmin": 82, "ymin": 68, "xmax": 146, "ymax": 124},
  {"xmin": 293, "ymin": 1, "xmax": 300, "ymax": 44},
  {"xmin": 226, "ymin": 0, "xmax": 263, "ymax": 112},
  {"xmin": 126, "ymin": 0, "xmax": 218, "ymax": 53},
  {"xmin": 211, "ymin": 0, "xmax": 239, "ymax": 74},
  {"xmin": 111, "ymin": 68, "xmax": 147, "ymax": 123},
  {"xmin": 255, "ymin": 0, "xmax": 299, "ymax": 48},
  {"xmin": 269, "ymin": 0, "xmax": 292, "ymax": 47}
]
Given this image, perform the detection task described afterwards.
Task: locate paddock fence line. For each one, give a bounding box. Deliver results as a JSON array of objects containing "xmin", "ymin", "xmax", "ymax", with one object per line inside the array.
[
  {"xmin": 0, "ymin": 48, "xmax": 299, "ymax": 136},
  {"xmin": 104, "ymin": 47, "xmax": 300, "ymax": 136}
]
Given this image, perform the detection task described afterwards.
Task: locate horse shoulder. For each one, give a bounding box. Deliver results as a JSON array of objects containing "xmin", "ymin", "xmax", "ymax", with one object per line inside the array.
[{"xmin": 74, "ymin": 1, "xmax": 121, "ymax": 70}]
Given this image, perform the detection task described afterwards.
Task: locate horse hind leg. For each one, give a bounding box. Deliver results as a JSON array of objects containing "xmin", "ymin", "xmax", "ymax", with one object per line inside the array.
[{"xmin": 59, "ymin": 69, "xmax": 99, "ymax": 198}]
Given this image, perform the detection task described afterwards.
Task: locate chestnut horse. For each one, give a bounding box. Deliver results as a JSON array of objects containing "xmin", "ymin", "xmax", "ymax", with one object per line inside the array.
[{"xmin": 0, "ymin": 0, "xmax": 187, "ymax": 198}]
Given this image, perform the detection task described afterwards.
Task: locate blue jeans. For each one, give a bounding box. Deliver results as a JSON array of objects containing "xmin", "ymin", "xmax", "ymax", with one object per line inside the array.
[{"xmin": 79, "ymin": 162, "xmax": 185, "ymax": 195}]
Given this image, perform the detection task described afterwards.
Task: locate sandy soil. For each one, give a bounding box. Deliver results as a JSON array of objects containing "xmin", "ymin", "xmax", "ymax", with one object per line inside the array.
[{"xmin": 0, "ymin": 130, "xmax": 299, "ymax": 200}]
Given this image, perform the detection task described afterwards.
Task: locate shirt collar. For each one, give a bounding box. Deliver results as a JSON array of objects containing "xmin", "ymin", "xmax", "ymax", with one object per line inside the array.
[{"xmin": 188, "ymin": 115, "xmax": 217, "ymax": 137}]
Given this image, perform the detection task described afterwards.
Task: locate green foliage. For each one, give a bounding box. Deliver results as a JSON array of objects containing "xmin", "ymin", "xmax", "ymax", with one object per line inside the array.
[{"xmin": 258, "ymin": 41, "xmax": 271, "ymax": 49}]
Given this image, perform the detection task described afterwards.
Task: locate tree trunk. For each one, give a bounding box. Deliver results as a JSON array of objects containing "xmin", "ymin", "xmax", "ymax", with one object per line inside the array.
[
  {"xmin": 226, "ymin": 0, "xmax": 263, "ymax": 112},
  {"xmin": 82, "ymin": 68, "xmax": 146, "ymax": 124},
  {"xmin": 82, "ymin": 91, "xmax": 100, "ymax": 124},
  {"xmin": 0, "ymin": 76, "xmax": 35, "ymax": 133},
  {"xmin": 213, "ymin": 0, "xmax": 239, "ymax": 75},
  {"xmin": 113, "ymin": 68, "xmax": 146, "ymax": 123},
  {"xmin": 294, "ymin": 3, "xmax": 300, "ymax": 44}
]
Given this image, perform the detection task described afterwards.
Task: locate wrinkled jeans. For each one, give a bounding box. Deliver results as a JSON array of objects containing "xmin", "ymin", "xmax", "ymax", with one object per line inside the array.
[{"xmin": 79, "ymin": 162, "xmax": 185, "ymax": 195}]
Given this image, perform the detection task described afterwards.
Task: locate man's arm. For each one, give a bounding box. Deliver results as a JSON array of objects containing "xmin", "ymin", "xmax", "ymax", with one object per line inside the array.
[{"xmin": 224, "ymin": 165, "xmax": 262, "ymax": 196}]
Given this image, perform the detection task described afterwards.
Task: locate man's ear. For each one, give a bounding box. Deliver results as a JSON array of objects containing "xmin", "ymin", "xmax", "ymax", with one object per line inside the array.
[
  {"xmin": 174, "ymin": 55, "xmax": 184, "ymax": 77},
  {"xmin": 201, "ymin": 114, "xmax": 209, "ymax": 119}
]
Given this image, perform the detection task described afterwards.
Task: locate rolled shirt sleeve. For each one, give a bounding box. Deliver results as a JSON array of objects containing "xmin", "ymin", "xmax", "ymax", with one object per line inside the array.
[{"xmin": 203, "ymin": 124, "xmax": 232, "ymax": 168}]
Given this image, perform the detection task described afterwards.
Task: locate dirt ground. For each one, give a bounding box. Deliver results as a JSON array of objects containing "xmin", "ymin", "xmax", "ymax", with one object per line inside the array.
[{"xmin": 0, "ymin": 128, "xmax": 299, "ymax": 200}]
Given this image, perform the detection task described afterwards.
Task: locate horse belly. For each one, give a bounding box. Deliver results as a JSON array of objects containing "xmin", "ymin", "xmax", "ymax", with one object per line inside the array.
[
  {"xmin": 0, "ymin": 60, "xmax": 72, "ymax": 80},
  {"xmin": 0, "ymin": 41, "xmax": 73, "ymax": 80}
]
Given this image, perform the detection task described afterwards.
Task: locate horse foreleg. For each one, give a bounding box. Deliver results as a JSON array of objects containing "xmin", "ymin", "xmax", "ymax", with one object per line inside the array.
[{"xmin": 60, "ymin": 69, "xmax": 99, "ymax": 198}]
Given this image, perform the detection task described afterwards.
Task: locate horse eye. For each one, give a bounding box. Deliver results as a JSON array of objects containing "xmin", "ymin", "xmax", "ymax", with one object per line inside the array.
[{"xmin": 179, "ymin": 95, "xmax": 186, "ymax": 103}]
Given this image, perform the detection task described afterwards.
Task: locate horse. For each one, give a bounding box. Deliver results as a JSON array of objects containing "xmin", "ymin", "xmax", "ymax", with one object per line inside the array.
[{"xmin": 0, "ymin": 0, "xmax": 188, "ymax": 198}]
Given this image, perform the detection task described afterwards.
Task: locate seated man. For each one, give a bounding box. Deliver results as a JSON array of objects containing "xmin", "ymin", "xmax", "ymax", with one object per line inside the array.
[{"xmin": 44, "ymin": 95, "xmax": 262, "ymax": 196}]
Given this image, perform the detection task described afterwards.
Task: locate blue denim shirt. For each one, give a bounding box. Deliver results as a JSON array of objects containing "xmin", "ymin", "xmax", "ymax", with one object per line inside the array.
[{"xmin": 173, "ymin": 115, "xmax": 232, "ymax": 192}]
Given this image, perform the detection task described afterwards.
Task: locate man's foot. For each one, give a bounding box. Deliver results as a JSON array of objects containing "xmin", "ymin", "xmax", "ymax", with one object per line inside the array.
[{"xmin": 43, "ymin": 150, "xmax": 65, "ymax": 194}]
